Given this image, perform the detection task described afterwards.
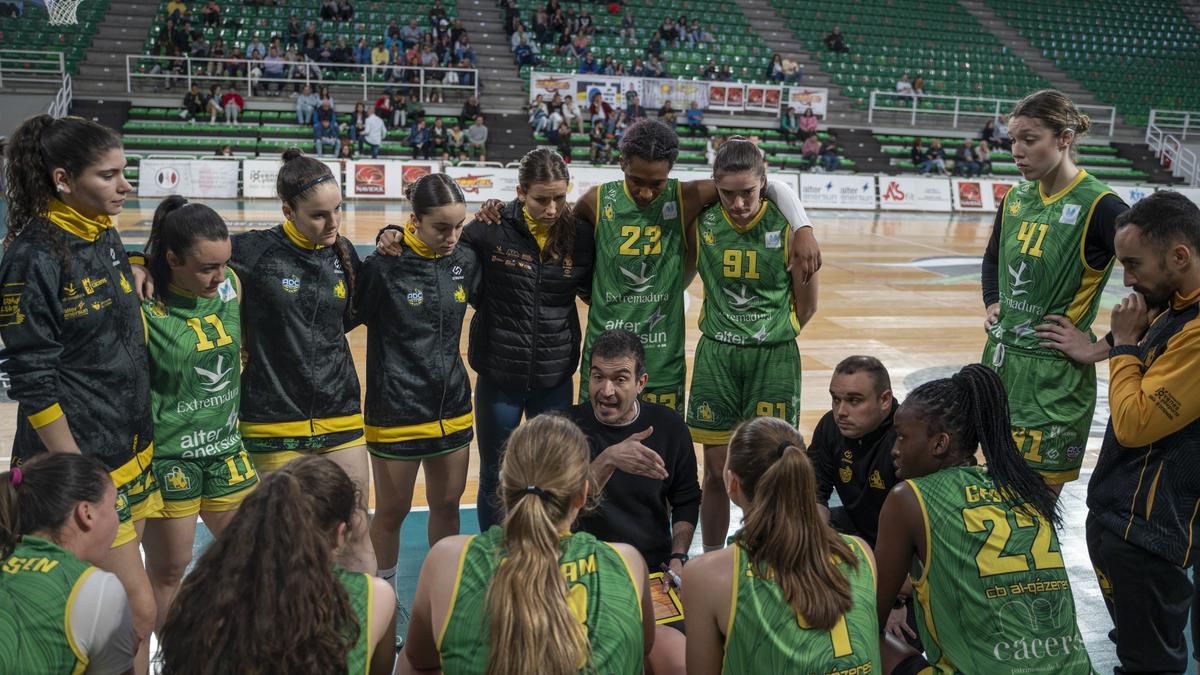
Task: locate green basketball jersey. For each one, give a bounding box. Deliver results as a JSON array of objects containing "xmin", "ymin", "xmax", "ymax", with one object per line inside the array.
[
  {"xmin": 439, "ymin": 527, "xmax": 644, "ymax": 674},
  {"xmin": 989, "ymin": 171, "xmax": 1116, "ymax": 357},
  {"xmin": 696, "ymin": 201, "xmax": 799, "ymax": 346},
  {"xmin": 144, "ymin": 269, "xmax": 243, "ymax": 461},
  {"xmin": 583, "ymin": 179, "xmax": 687, "ymax": 392},
  {"xmin": 334, "ymin": 566, "xmax": 372, "ymax": 675},
  {"xmin": 722, "ymin": 536, "xmax": 880, "ymax": 674},
  {"xmin": 0, "ymin": 536, "xmax": 97, "ymax": 674},
  {"xmin": 907, "ymin": 466, "xmax": 1092, "ymax": 674}
]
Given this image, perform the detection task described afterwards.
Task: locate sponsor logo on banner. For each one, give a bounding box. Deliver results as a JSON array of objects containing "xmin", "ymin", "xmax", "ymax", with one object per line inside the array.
[
  {"xmin": 528, "ymin": 72, "xmax": 575, "ymax": 103},
  {"xmin": 799, "ymin": 174, "xmax": 876, "ymax": 210},
  {"xmin": 879, "ymin": 176, "xmax": 952, "ymax": 212},
  {"xmin": 1110, "ymin": 184, "xmax": 1154, "ymax": 205},
  {"xmin": 155, "ymin": 168, "xmax": 180, "ymax": 190},
  {"xmin": 992, "ymin": 182, "xmax": 1014, "ymax": 205},
  {"xmin": 242, "ymin": 160, "xmax": 340, "ymax": 199},
  {"xmin": 354, "ymin": 164, "xmax": 386, "ymax": 195},
  {"xmin": 453, "ymin": 173, "xmax": 494, "ymax": 194},
  {"xmin": 709, "ymin": 85, "xmax": 727, "ymax": 106},
  {"xmin": 958, "ymin": 181, "xmax": 983, "ymax": 209},
  {"xmin": 727, "ymin": 86, "xmax": 744, "ymax": 107},
  {"xmin": 882, "ymin": 180, "xmax": 905, "ymax": 202},
  {"xmin": 787, "ymin": 87, "xmax": 829, "ymax": 118},
  {"xmin": 138, "ymin": 159, "xmax": 239, "ymax": 198},
  {"xmin": 402, "ymin": 164, "xmax": 432, "ymax": 186}
]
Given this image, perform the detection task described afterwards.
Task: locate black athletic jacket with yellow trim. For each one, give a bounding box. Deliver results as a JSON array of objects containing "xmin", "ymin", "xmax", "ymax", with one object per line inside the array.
[
  {"xmin": 355, "ymin": 226, "xmax": 480, "ymax": 443},
  {"xmin": 230, "ymin": 223, "xmax": 363, "ymax": 438},
  {"xmin": 1088, "ymin": 286, "xmax": 1200, "ymax": 565},
  {"xmin": 0, "ymin": 201, "xmax": 154, "ymax": 481}
]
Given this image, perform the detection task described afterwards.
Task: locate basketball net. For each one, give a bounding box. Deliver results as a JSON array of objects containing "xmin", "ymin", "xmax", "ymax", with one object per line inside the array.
[{"xmin": 47, "ymin": 0, "xmax": 83, "ymax": 25}]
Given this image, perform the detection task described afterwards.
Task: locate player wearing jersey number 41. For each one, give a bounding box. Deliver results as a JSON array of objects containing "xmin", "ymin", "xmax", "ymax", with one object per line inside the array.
[
  {"xmin": 981, "ymin": 89, "xmax": 1129, "ymax": 490},
  {"xmin": 874, "ymin": 365, "xmax": 1092, "ymax": 675},
  {"xmin": 686, "ymin": 137, "xmax": 819, "ymax": 551},
  {"xmin": 139, "ymin": 196, "xmax": 258, "ymax": 638}
]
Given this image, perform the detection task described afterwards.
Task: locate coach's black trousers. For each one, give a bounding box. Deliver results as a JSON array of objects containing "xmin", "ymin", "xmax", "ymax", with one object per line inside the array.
[{"xmin": 1086, "ymin": 513, "xmax": 1192, "ymax": 674}]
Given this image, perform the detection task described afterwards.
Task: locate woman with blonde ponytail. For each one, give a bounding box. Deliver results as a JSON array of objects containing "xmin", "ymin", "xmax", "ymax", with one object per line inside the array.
[
  {"xmin": 400, "ymin": 414, "xmax": 654, "ymax": 674},
  {"xmin": 681, "ymin": 416, "xmax": 880, "ymax": 674}
]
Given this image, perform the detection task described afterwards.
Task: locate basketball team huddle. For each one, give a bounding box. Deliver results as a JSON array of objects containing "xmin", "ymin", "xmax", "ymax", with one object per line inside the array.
[{"xmin": 3, "ymin": 87, "xmax": 1200, "ymax": 675}]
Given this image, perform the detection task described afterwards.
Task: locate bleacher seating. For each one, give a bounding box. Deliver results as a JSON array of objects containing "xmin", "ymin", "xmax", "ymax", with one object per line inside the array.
[
  {"xmin": 875, "ymin": 133, "xmax": 1147, "ymax": 179},
  {"xmin": 770, "ymin": 0, "xmax": 1051, "ymax": 111},
  {"xmin": 0, "ymin": 0, "xmax": 108, "ymax": 76},
  {"xmin": 515, "ymin": 0, "xmax": 778, "ymax": 88},
  {"xmin": 987, "ymin": 0, "xmax": 1200, "ymax": 126}
]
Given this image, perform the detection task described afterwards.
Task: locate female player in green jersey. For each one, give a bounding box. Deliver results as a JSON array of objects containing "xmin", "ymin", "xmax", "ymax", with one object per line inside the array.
[
  {"xmin": 400, "ymin": 414, "xmax": 655, "ymax": 675},
  {"xmin": 3, "ymin": 113, "xmax": 159, "ymax": 674},
  {"xmin": 1, "ymin": 454, "xmax": 134, "ymax": 675},
  {"xmin": 159, "ymin": 456, "xmax": 395, "ymax": 675},
  {"xmin": 357, "ymin": 174, "xmax": 479, "ymax": 583},
  {"xmin": 685, "ymin": 137, "xmax": 819, "ymax": 551},
  {"xmin": 139, "ymin": 196, "xmax": 259, "ymax": 636},
  {"xmin": 874, "ymin": 364, "xmax": 1092, "ymax": 674},
  {"xmin": 981, "ymin": 89, "xmax": 1128, "ymax": 490},
  {"xmin": 681, "ymin": 416, "xmax": 879, "ymax": 675}
]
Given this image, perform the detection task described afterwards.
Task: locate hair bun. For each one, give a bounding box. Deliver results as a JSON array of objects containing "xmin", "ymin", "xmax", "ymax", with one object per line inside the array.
[
  {"xmin": 1074, "ymin": 113, "xmax": 1092, "ymax": 136},
  {"xmin": 281, "ymin": 147, "xmax": 305, "ymax": 163}
]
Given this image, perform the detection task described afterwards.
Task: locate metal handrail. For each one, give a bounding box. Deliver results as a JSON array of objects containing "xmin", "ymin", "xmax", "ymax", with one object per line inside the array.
[
  {"xmin": 1147, "ymin": 109, "xmax": 1200, "ymax": 140},
  {"xmin": 0, "ymin": 49, "xmax": 66, "ymax": 88},
  {"xmin": 124, "ymin": 54, "xmax": 479, "ymax": 102},
  {"xmin": 48, "ymin": 73, "xmax": 72, "ymax": 118},
  {"xmin": 1147, "ymin": 120, "xmax": 1200, "ymax": 187},
  {"xmin": 868, "ymin": 90, "xmax": 1118, "ymax": 137}
]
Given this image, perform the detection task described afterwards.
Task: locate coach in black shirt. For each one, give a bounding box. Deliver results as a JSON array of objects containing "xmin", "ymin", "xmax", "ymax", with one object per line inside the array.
[
  {"xmin": 570, "ymin": 330, "xmax": 700, "ymax": 579},
  {"xmin": 807, "ymin": 355, "xmax": 899, "ymax": 547}
]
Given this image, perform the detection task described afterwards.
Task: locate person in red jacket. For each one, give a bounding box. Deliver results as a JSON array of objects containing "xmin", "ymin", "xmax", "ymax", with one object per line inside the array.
[{"xmin": 220, "ymin": 88, "xmax": 245, "ymax": 125}]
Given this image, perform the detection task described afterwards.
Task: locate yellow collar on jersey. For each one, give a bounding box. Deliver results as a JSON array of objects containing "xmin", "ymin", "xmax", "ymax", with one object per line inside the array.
[
  {"xmin": 45, "ymin": 198, "xmax": 112, "ymax": 242},
  {"xmin": 404, "ymin": 223, "xmax": 439, "ymax": 259},
  {"xmin": 283, "ymin": 219, "xmax": 326, "ymax": 250},
  {"xmin": 522, "ymin": 206, "xmax": 549, "ymax": 252},
  {"xmin": 1038, "ymin": 168, "xmax": 1088, "ymax": 206},
  {"xmin": 1173, "ymin": 286, "xmax": 1200, "ymax": 310},
  {"xmin": 721, "ymin": 200, "xmax": 768, "ymax": 234}
]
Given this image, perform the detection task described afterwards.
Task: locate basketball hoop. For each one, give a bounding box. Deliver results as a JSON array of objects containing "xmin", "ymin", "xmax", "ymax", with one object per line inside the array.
[{"xmin": 46, "ymin": 0, "xmax": 83, "ymax": 25}]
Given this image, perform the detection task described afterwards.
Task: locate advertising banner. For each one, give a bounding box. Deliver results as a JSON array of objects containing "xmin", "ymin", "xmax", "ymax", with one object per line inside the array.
[
  {"xmin": 745, "ymin": 84, "xmax": 784, "ymax": 114},
  {"xmin": 444, "ymin": 166, "xmax": 521, "ymax": 202},
  {"xmin": 1108, "ymin": 183, "xmax": 1155, "ymax": 206},
  {"xmin": 242, "ymin": 159, "xmax": 342, "ymax": 198},
  {"xmin": 799, "ymin": 174, "xmax": 877, "ymax": 210},
  {"xmin": 343, "ymin": 160, "xmax": 406, "ymax": 199},
  {"xmin": 786, "ymin": 87, "xmax": 829, "ymax": 118},
  {"xmin": 952, "ymin": 178, "xmax": 1017, "ymax": 211},
  {"xmin": 878, "ymin": 176, "xmax": 953, "ymax": 212},
  {"xmin": 138, "ymin": 159, "xmax": 240, "ymax": 198}
]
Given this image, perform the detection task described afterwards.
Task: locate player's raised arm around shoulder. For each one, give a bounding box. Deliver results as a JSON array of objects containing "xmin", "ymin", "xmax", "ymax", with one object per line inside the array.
[
  {"xmin": 576, "ymin": 186, "xmax": 600, "ymax": 227},
  {"xmin": 765, "ymin": 179, "xmax": 821, "ymax": 283},
  {"xmin": 680, "ymin": 179, "xmax": 718, "ymax": 226}
]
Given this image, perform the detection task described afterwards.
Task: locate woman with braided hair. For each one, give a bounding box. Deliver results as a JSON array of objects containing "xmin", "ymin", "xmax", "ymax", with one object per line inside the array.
[{"xmin": 873, "ymin": 364, "xmax": 1092, "ymax": 674}]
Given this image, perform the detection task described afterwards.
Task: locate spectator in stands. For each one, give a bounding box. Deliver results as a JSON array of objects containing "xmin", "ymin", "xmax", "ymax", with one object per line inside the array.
[
  {"xmin": 258, "ymin": 46, "xmax": 285, "ymax": 96},
  {"xmin": 824, "ymin": 26, "xmax": 849, "ymax": 53},
  {"xmin": 919, "ymin": 138, "xmax": 948, "ymax": 175},
  {"xmin": 647, "ymin": 54, "xmax": 666, "ymax": 78},
  {"xmin": 562, "ymin": 95, "xmax": 584, "ymax": 134},
  {"xmin": 428, "ymin": 0, "xmax": 446, "ymax": 26},
  {"xmin": 448, "ymin": 123, "xmax": 465, "ymax": 157},
  {"xmin": 337, "ymin": 140, "xmax": 355, "ymax": 160},
  {"xmin": 659, "ymin": 16, "xmax": 679, "ymax": 48},
  {"xmin": 686, "ymin": 101, "xmax": 707, "ymax": 137},
  {"xmin": 780, "ymin": 105, "xmax": 800, "ymax": 144},
  {"xmin": 181, "ymin": 83, "xmax": 207, "ymax": 122},
  {"xmin": 619, "ymin": 9, "xmax": 636, "ymax": 44},
  {"xmin": 220, "ymin": 87, "xmax": 244, "ymax": 125},
  {"xmin": 356, "ymin": 107, "xmax": 384, "ymax": 158},
  {"xmin": 454, "ymin": 34, "xmax": 476, "ymax": 67},
  {"xmin": 994, "ymin": 114, "xmax": 1011, "ymax": 150},
  {"xmin": 588, "ymin": 91, "xmax": 612, "ymax": 130},
  {"xmin": 801, "ymin": 133, "xmax": 821, "ymax": 168},
  {"xmin": 166, "ymin": 0, "xmax": 188, "ymax": 20},
  {"xmin": 347, "ymin": 101, "xmax": 367, "ymax": 147},
  {"xmin": 200, "ymin": 0, "xmax": 220, "ymax": 27},
  {"xmin": 896, "ymin": 72, "xmax": 913, "ymax": 97},
  {"xmin": 611, "ymin": 110, "xmax": 630, "ymax": 144},
  {"xmin": 246, "ymin": 32, "xmax": 266, "ymax": 62},
  {"xmin": 315, "ymin": 118, "xmax": 341, "ymax": 157},
  {"xmin": 369, "ymin": 40, "xmax": 389, "ymax": 76},
  {"xmin": 317, "ymin": 39, "xmax": 335, "ymax": 69},
  {"xmin": 302, "ymin": 23, "xmax": 320, "ymax": 50},
  {"xmin": 782, "ymin": 56, "xmax": 802, "ymax": 84},
  {"xmin": 556, "ymin": 119, "xmax": 573, "ymax": 161},
  {"xmin": 601, "ymin": 54, "xmax": 618, "ymax": 76},
  {"xmin": 590, "ymin": 122, "xmax": 612, "ymax": 164},
  {"xmin": 351, "ymin": 37, "xmax": 369, "ymax": 65},
  {"xmin": 532, "ymin": 8, "xmax": 551, "ymax": 44},
  {"xmin": 315, "ymin": 85, "xmax": 334, "ymax": 111},
  {"xmin": 980, "ymin": 119, "xmax": 997, "ymax": 144},
  {"xmin": 819, "ymin": 132, "xmax": 841, "ymax": 171},
  {"xmin": 206, "ymin": 84, "xmax": 223, "ymax": 123},
  {"xmin": 718, "ymin": 64, "xmax": 734, "ymax": 81},
  {"xmin": 467, "ymin": 115, "xmax": 488, "ymax": 160},
  {"xmin": 283, "ymin": 15, "xmax": 301, "ymax": 48},
  {"xmin": 625, "ymin": 92, "xmax": 646, "ymax": 120},
  {"xmin": 189, "ymin": 32, "xmax": 210, "ymax": 59},
  {"xmin": 319, "ymin": 0, "xmax": 337, "ymax": 21},
  {"xmin": 546, "ymin": 92, "xmax": 563, "ymax": 127},
  {"xmin": 510, "ymin": 24, "xmax": 530, "ymax": 52},
  {"xmin": 955, "ymin": 139, "xmax": 980, "ymax": 177},
  {"xmin": 400, "ymin": 18, "xmax": 422, "ymax": 50},
  {"xmin": 976, "ymin": 139, "xmax": 993, "ymax": 175},
  {"xmin": 702, "ymin": 59, "xmax": 718, "ymax": 80},
  {"xmin": 502, "ymin": 0, "xmax": 520, "ymax": 36},
  {"xmin": 515, "ymin": 37, "xmax": 539, "ymax": 67},
  {"xmin": 460, "ymin": 94, "xmax": 482, "ymax": 128},
  {"xmin": 206, "ymin": 36, "xmax": 226, "ymax": 75},
  {"xmin": 798, "ymin": 107, "xmax": 819, "ymax": 141},
  {"xmin": 699, "ymin": 23, "xmax": 716, "ymax": 44},
  {"xmin": 430, "ymin": 118, "xmax": 447, "ymax": 158},
  {"xmin": 767, "ymin": 54, "xmax": 785, "ymax": 83},
  {"xmin": 567, "ymin": 33, "xmax": 590, "ymax": 61},
  {"xmin": 578, "ymin": 53, "xmax": 600, "ymax": 74},
  {"xmin": 658, "ymin": 100, "xmax": 678, "ymax": 125},
  {"xmin": 911, "ymin": 74, "xmax": 926, "ymax": 99},
  {"xmin": 421, "ymin": 45, "xmax": 444, "ymax": 103},
  {"xmin": 646, "ymin": 31, "xmax": 664, "ymax": 59},
  {"xmin": 332, "ymin": 37, "xmax": 353, "ymax": 68},
  {"xmin": 909, "ymin": 137, "xmax": 926, "ymax": 169},
  {"xmin": 578, "ymin": 6, "xmax": 594, "ymax": 35},
  {"xmin": 216, "ymin": 144, "xmax": 234, "ymax": 156},
  {"xmin": 336, "ymin": 0, "xmax": 353, "ymax": 22},
  {"xmin": 528, "ymin": 94, "xmax": 551, "ymax": 135}
]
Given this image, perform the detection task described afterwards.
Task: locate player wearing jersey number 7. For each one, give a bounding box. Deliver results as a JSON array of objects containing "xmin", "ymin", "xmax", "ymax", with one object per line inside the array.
[
  {"xmin": 138, "ymin": 196, "xmax": 259, "ymax": 637},
  {"xmin": 981, "ymin": 89, "xmax": 1128, "ymax": 491},
  {"xmin": 686, "ymin": 137, "xmax": 819, "ymax": 551},
  {"xmin": 873, "ymin": 365, "xmax": 1092, "ymax": 675}
]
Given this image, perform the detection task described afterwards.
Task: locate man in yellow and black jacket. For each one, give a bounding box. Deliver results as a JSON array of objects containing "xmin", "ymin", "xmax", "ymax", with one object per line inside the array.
[
  {"xmin": 355, "ymin": 224, "xmax": 480, "ymax": 457},
  {"xmin": 1087, "ymin": 191, "xmax": 1200, "ymax": 673},
  {"xmin": 0, "ymin": 199, "xmax": 156, "ymax": 545}
]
